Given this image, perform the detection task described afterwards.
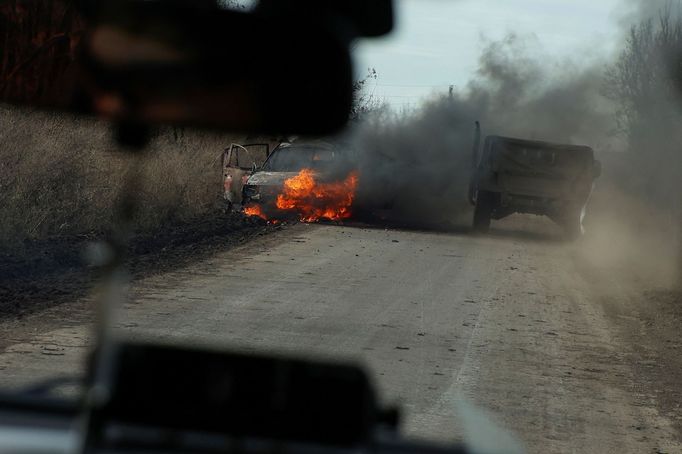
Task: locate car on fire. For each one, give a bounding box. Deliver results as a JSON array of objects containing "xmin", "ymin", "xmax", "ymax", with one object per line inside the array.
[{"xmin": 242, "ymin": 142, "xmax": 357, "ymax": 220}]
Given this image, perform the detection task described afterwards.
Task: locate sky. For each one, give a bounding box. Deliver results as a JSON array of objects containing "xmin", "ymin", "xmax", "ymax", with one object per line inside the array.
[{"xmin": 356, "ymin": 0, "xmax": 627, "ymax": 110}]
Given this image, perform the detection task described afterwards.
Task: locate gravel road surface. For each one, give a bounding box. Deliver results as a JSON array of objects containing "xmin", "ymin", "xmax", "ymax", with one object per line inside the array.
[{"xmin": 1, "ymin": 219, "xmax": 680, "ymax": 453}]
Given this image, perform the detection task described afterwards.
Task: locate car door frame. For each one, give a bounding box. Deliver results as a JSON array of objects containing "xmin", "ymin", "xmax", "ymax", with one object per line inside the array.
[{"xmin": 222, "ymin": 143, "xmax": 270, "ymax": 209}]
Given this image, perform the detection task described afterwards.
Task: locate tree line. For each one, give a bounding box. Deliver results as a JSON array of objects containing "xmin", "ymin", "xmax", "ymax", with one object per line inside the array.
[{"xmin": 605, "ymin": 6, "xmax": 682, "ymax": 210}]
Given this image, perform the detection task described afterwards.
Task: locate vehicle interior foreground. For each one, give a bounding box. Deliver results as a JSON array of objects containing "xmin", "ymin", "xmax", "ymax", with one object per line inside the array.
[{"xmin": 1, "ymin": 1, "xmax": 681, "ymax": 453}]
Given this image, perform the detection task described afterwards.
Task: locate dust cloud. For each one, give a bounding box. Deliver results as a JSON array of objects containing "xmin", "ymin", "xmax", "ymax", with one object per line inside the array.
[
  {"xmin": 349, "ymin": 33, "xmax": 614, "ymax": 226},
  {"xmin": 345, "ymin": 1, "xmax": 682, "ymax": 284}
]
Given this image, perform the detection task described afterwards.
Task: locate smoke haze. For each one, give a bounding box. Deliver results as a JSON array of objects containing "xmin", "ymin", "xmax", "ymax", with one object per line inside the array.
[
  {"xmin": 351, "ymin": 33, "xmax": 615, "ymax": 225},
  {"xmin": 346, "ymin": 0, "xmax": 682, "ymax": 282}
]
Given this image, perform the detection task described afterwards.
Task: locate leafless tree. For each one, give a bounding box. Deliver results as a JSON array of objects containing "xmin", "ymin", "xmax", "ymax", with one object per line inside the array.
[
  {"xmin": 605, "ymin": 8, "xmax": 682, "ymax": 140},
  {"xmin": 604, "ymin": 6, "xmax": 682, "ymax": 208},
  {"xmin": 350, "ymin": 68, "xmax": 381, "ymax": 120}
]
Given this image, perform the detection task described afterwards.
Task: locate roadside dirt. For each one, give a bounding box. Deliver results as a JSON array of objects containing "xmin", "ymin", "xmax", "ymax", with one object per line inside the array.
[
  {"xmin": 637, "ymin": 290, "xmax": 682, "ymax": 438},
  {"xmin": 601, "ymin": 286, "xmax": 682, "ymax": 439},
  {"xmin": 0, "ymin": 212, "xmax": 280, "ymax": 322},
  {"xmin": 574, "ymin": 186, "xmax": 682, "ymax": 441}
]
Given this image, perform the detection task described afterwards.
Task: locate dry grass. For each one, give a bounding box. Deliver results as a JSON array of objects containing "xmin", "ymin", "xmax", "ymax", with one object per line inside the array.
[{"xmin": 0, "ymin": 105, "xmax": 240, "ymax": 251}]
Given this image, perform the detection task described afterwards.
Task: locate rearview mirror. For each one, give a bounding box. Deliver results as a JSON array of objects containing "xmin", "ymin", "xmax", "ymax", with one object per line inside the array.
[{"xmin": 1, "ymin": 0, "xmax": 394, "ymax": 136}]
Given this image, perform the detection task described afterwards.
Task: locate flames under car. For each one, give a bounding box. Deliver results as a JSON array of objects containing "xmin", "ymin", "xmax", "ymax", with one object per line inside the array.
[{"xmin": 242, "ymin": 143, "xmax": 359, "ymax": 222}]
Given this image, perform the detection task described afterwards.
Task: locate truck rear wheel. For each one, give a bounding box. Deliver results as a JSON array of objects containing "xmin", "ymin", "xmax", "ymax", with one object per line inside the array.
[{"xmin": 473, "ymin": 191, "xmax": 494, "ymax": 232}]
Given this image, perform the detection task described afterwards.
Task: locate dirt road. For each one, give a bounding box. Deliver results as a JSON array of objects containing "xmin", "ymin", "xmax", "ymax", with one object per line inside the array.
[{"xmin": 1, "ymin": 218, "xmax": 680, "ymax": 453}]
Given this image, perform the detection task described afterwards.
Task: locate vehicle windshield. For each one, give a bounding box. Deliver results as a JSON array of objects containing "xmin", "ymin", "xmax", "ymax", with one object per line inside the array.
[
  {"xmin": 2, "ymin": 1, "xmax": 682, "ymax": 452},
  {"xmin": 261, "ymin": 146, "xmax": 336, "ymax": 172}
]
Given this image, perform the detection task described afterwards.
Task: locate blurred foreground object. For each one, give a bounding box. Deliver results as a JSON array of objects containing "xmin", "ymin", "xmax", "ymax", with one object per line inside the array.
[{"xmin": 0, "ymin": 0, "xmax": 394, "ymax": 135}]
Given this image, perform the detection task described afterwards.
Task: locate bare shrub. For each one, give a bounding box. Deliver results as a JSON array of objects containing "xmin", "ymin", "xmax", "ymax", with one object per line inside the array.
[
  {"xmin": 605, "ymin": 8, "xmax": 682, "ymax": 206},
  {"xmin": 0, "ymin": 105, "xmax": 239, "ymax": 250}
]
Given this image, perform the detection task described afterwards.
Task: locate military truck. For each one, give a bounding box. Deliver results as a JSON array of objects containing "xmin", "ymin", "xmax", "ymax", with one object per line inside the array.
[{"xmin": 469, "ymin": 124, "xmax": 601, "ymax": 239}]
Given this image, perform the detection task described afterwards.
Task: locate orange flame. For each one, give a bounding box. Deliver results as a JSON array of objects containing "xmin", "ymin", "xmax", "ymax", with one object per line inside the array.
[
  {"xmin": 243, "ymin": 204, "xmax": 267, "ymax": 220},
  {"xmin": 277, "ymin": 169, "xmax": 359, "ymax": 222},
  {"xmin": 244, "ymin": 169, "xmax": 359, "ymax": 223}
]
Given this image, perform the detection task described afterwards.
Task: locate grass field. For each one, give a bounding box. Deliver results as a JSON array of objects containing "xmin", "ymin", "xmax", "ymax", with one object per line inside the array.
[{"xmin": 0, "ymin": 106, "xmax": 241, "ymax": 252}]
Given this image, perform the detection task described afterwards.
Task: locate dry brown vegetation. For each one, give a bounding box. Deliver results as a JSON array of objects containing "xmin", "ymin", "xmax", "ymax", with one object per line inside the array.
[
  {"xmin": 0, "ymin": 1, "xmax": 249, "ymax": 254},
  {"xmin": 0, "ymin": 105, "xmax": 240, "ymax": 252}
]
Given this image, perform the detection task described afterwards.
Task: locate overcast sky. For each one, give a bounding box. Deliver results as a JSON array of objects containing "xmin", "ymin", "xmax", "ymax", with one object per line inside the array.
[{"xmin": 356, "ymin": 0, "xmax": 628, "ymax": 109}]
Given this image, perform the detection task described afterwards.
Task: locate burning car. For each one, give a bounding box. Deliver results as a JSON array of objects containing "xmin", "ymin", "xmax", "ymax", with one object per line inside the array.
[{"xmin": 242, "ymin": 142, "xmax": 359, "ymax": 222}]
